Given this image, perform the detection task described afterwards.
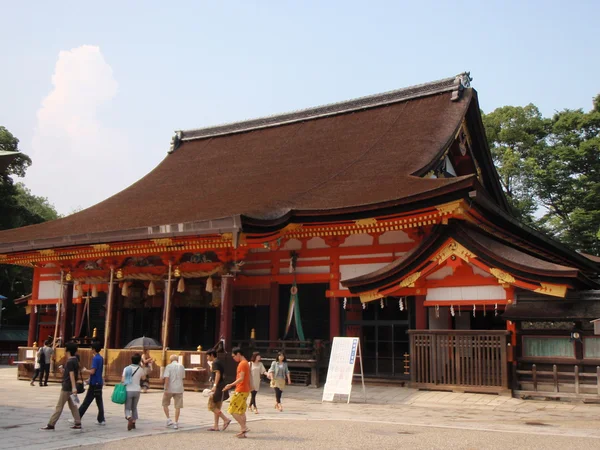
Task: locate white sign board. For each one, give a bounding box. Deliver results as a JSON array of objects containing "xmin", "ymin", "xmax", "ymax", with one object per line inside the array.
[
  {"xmin": 190, "ymin": 354, "xmax": 201, "ymax": 365},
  {"xmin": 26, "ymin": 350, "xmax": 34, "ymax": 359},
  {"xmin": 322, "ymin": 337, "xmax": 365, "ymax": 403}
]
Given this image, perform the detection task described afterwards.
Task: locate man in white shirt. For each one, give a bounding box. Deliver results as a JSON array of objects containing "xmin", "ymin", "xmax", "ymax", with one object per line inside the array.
[{"xmin": 162, "ymin": 355, "xmax": 185, "ymax": 429}]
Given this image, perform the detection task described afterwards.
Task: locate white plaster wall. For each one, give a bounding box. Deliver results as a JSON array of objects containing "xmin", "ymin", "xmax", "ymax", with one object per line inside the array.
[
  {"xmin": 472, "ymin": 265, "xmax": 493, "ymax": 278},
  {"xmin": 340, "ymin": 253, "xmax": 393, "ymax": 260},
  {"xmin": 425, "ymin": 265, "xmax": 454, "ymax": 280},
  {"xmin": 339, "ymin": 262, "xmax": 389, "ymax": 289},
  {"xmin": 340, "ymin": 233, "xmax": 373, "ymax": 247},
  {"xmin": 379, "ymin": 230, "xmax": 413, "ymax": 244},
  {"xmin": 282, "ymin": 266, "xmax": 330, "ymax": 275},
  {"xmin": 38, "ymin": 280, "xmax": 62, "ymax": 299},
  {"xmin": 282, "ymin": 239, "xmax": 302, "ymax": 250},
  {"xmin": 426, "ymin": 285, "xmax": 506, "ymax": 301},
  {"xmin": 306, "ymin": 237, "xmax": 328, "ymax": 249}
]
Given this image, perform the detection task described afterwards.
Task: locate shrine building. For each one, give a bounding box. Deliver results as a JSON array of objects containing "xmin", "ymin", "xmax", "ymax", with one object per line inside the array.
[{"xmin": 2, "ymin": 73, "xmax": 599, "ymax": 396}]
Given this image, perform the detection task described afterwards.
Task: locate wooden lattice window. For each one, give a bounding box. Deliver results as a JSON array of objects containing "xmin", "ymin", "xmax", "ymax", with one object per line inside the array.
[{"xmin": 522, "ymin": 337, "xmax": 575, "ymax": 358}]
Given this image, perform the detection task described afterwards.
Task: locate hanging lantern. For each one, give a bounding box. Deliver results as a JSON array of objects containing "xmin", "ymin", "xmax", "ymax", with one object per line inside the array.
[
  {"xmin": 177, "ymin": 277, "xmax": 186, "ymax": 293},
  {"xmin": 495, "ymin": 303, "xmax": 498, "ymax": 317},
  {"xmin": 435, "ymin": 304, "xmax": 440, "ymax": 319},
  {"xmin": 147, "ymin": 281, "xmax": 156, "ymax": 296},
  {"xmin": 473, "ymin": 304, "xmax": 476, "ymax": 318},
  {"xmin": 91, "ymin": 284, "xmax": 98, "ymax": 298},
  {"xmin": 399, "ymin": 297, "xmax": 404, "ymax": 311},
  {"xmin": 65, "ymin": 272, "xmax": 72, "ymax": 282},
  {"xmin": 173, "ymin": 266, "xmax": 181, "ymax": 278},
  {"xmin": 343, "ymin": 297, "xmax": 347, "ymax": 310},
  {"xmin": 116, "ymin": 269, "xmax": 123, "ymax": 279},
  {"xmin": 121, "ymin": 282, "xmax": 129, "ymax": 297},
  {"xmin": 450, "ymin": 305, "xmax": 455, "ymax": 317},
  {"xmin": 206, "ymin": 276, "xmax": 213, "ymax": 293},
  {"xmin": 380, "ymin": 298, "xmax": 384, "ymax": 309}
]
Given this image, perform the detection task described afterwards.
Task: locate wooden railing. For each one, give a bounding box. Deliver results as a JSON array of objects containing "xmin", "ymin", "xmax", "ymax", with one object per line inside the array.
[
  {"xmin": 514, "ymin": 359, "xmax": 600, "ymax": 400},
  {"xmin": 16, "ymin": 347, "xmax": 210, "ymax": 391},
  {"xmin": 408, "ymin": 330, "xmax": 510, "ymax": 394},
  {"xmin": 234, "ymin": 339, "xmax": 331, "ymax": 387}
]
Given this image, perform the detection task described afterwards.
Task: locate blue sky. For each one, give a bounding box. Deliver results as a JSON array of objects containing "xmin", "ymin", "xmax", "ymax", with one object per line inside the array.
[{"xmin": 1, "ymin": 0, "xmax": 598, "ymax": 214}]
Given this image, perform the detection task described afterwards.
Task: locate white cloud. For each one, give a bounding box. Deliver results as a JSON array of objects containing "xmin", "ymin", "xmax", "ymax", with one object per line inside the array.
[{"xmin": 26, "ymin": 45, "xmax": 134, "ymax": 215}]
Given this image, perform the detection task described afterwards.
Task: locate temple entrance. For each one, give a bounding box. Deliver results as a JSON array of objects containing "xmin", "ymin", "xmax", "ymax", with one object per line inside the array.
[
  {"xmin": 120, "ymin": 307, "xmax": 162, "ymax": 347},
  {"xmin": 233, "ymin": 306, "xmax": 269, "ymax": 341},
  {"xmin": 344, "ymin": 297, "xmax": 412, "ymax": 378},
  {"xmin": 173, "ymin": 307, "xmax": 217, "ymax": 350}
]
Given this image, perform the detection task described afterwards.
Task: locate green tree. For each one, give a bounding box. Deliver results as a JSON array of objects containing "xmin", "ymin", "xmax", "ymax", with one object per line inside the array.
[
  {"xmin": 483, "ymin": 96, "xmax": 600, "ymax": 255},
  {"xmin": 0, "ymin": 127, "xmax": 59, "ymax": 326}
]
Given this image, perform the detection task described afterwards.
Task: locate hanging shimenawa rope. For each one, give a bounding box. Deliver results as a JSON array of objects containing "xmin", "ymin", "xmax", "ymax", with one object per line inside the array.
[{"xmin": 284, "ymin": 251, "xmax": 306, "ymax": 341}]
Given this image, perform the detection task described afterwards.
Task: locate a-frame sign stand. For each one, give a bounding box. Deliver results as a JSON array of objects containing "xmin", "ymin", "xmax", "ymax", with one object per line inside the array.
[{"xmin": 322, "ymin": 337, "xmax": 366, "ymax": 404}]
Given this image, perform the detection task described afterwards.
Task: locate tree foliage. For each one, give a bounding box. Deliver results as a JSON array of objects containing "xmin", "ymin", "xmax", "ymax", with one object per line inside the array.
[
  {"xmin": 0, "ymin": 126, "xmax": 59, "ymax": 326},
  {"xmin": 483, "ymin": 95, "xmax": 600, "ymax": 255}
]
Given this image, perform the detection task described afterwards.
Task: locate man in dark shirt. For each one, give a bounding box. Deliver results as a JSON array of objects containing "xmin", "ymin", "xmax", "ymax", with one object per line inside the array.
[
  {"xmin": 207, "ymin": 349, "xmax": 231, "ymax": 431},
  {"xmin": 40, "ymin": 342, "xmax": 82, "ymax": 430},
  {"xmin": 78, "ymin": 341, "xmax": 105, "ymax": 425}
]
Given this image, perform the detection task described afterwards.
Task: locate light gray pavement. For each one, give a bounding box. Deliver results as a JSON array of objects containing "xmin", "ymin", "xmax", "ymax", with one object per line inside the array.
[{"xmin": 2, "ymin": 366, "xmax": 600, "ymax": 449}]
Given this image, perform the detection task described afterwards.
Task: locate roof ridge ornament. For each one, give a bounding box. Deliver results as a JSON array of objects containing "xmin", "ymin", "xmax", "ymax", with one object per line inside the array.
[
  {"xmin": 169, "ymin": 131, "xmax": 182, "ymax": 153},
  {"xmin": 451, "ymin": 72, "xmax": 473, "ymax": 102}
]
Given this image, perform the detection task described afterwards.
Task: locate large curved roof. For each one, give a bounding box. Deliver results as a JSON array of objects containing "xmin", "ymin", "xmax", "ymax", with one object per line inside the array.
[{"xmin": 0, "ymin": 74, "xmax": 477, "ymax": 252}]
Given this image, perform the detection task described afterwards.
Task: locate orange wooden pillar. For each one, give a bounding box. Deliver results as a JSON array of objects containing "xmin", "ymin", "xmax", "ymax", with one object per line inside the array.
[
  {"xmin": 27, "ymin": 306, "xmax": 38, "ymax": 346},
  {"xmin": 219, "ymin": 274, "xmax": 234, "ymax": 351},
  {"xmin": 28, "ymin": 268, "xmax": 41, "ymax": 346},
  {"xmin": 269, "ymin": 282, "xmax": 279, "ymax": 341}
]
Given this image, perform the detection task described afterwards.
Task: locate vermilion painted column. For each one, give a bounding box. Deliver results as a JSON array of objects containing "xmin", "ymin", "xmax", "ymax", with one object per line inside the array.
[
  {"xmin": 27, "ymin": 306, "xmax": 37, "ymax": 346},
  {"xmin": 28, "ymin": 268, "xmax": 41, "ymax": 346},
  {"xmin": 415, "ymin": 295, "xmax": 427, "ymax": 330},
  {"xmin": 269, "ymin": 282, "xmax": 279, "ymax": 341},
  {"xmin": 219, "ymin": 274, "xmax": 234, "ymax": 351}
]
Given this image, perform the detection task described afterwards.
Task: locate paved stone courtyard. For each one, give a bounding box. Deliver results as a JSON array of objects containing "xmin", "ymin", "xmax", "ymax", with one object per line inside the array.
[{"xmin": 2, "ymin": 366, "xmax": 600, "ymax": 449}]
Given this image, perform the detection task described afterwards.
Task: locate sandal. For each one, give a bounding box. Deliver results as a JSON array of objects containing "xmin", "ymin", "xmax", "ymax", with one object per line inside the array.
[
  {"xmin": 207, "ymin": 427, "xmax": 219, "ymax": 431},
  {"xmin": 221, "ymin": 419, "xmax": 231, "ymax": 431},
  {"xmin": 236, "ymin": 429, "xmax": 249, "ymax": 438}
]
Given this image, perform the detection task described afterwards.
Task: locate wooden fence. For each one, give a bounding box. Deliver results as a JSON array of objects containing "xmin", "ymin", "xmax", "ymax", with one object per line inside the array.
[
  {"xmin": 234, "ymin": 339, "xmax": 330, "ymax": 387},
  {"xmin": 514, "ymin": 359, "xmax": 600, "ymax": 400},
  {"xmin": 408, "ymin": 330, "xmax": 510, "ymax": 394},
  {"xmin": 16, "ymin": 347, "xmax": 210, "ymax": 391}
]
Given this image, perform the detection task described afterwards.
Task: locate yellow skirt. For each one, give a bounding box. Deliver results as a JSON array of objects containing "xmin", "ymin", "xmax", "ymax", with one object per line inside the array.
[{"xmin": 270, "ymin": 378, "xmax": 286, "ymax": 390}]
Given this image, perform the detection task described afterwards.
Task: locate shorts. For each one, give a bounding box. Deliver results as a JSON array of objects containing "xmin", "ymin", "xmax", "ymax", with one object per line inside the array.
[
  {"xmin": 162, "ymin": 392, "xmax": 183, "ymax": 408},
  {"xmin": 227, "ymin": 392, "xmax": 249, "ymax": 415},
  {"xmin": 207, "ymin": 395, "xmax": 223, "ymax": 412}
]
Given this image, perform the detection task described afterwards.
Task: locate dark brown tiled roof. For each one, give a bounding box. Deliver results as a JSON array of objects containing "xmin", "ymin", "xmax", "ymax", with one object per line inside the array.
[
  {"xmin": 503, "ymin": 300, "xmax": 600, "ymax": 321},
  {"xmin": 343, "ymin": 222, "xmax": 598, "ymax": 292},
  {"xmin": 0, "ymin": 75, "xmax": 474, "ymax": 252}
]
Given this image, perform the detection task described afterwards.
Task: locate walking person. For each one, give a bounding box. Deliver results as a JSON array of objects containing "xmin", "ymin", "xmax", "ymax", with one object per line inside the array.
[
  {"xmin": 162, "ymin": 355, "xmax": 185, "ymax": 430},
  {"xmin": 39, "ymin": 339, "xmax": 53, "ymax": 386},
  {"xmin": 140, "ymin": 347, "xmax": 154, "ymax": 393},
  {"xmin": 122, "ymin": 353, "xmax": 146, "ymax": 431},
  {"xmin": 206, "ymin": 349, "xmax": 231, "ymax": 432},
  {"xmin": 40, "ymin": 342, "xmax": 82, "ymax": 430},
  {"xmin": 268, "ymin": 351, "xmax": 292, "ymax": 412},
  {"xmin": 248, "ymin": 352, "xmax": 268, "ymax": 414},
  {"xmin": 77, "ymin": 341, "xmax": 106, "ymax": 425},
  {"xmin": 223, "ymin": 347, "xmax": 251, "ymax": 438},
  {"xmin": 30, "ymin": 345, "xmax": 44, "ymax": 386}
]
